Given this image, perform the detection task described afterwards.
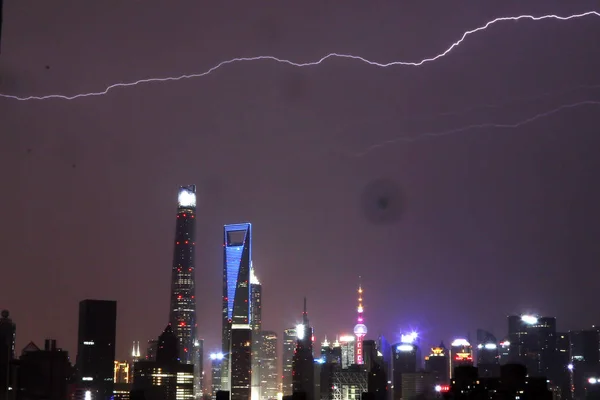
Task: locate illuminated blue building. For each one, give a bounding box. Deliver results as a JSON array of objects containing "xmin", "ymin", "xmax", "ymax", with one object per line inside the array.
[{"xmin": 221, "ymin": 223, "xmax": 252, "ymax": 395}]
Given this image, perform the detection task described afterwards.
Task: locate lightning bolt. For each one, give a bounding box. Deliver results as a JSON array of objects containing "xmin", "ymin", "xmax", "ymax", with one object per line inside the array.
[
  {"xmin": 0, "ymin": 11, "xmax": 598, "ymax": 101},
  {"xmin": 352, "ymin": 100, "xmax": 600, "ymax": 157}
]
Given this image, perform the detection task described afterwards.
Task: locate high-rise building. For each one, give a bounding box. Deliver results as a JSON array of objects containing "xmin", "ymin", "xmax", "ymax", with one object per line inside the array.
[
  {"xmin": 424, "ymin": 344, "xmax": 449, "ymax": 385},
  {"xmin": 0, "ymin": 310, "xmax": 16, "ymax": 400},
  {"xmin": 260, "ymin": 331, "xmax": 278, "ymax": 400},
  {"xmin": 193, "ymin": 339, "xmax": 204, "ymax": 399},
  {"xmin": 251, "ymin": 267, "xmax": 262, "ymax": 400},
  {"xmin": 339, "ymin": 336, "xmax": 355, "ymax": 369},
  {"xmin": 210, "ymin": 353, "xmax": 225, "ymax": 399},
  {"xmin": 391, "ymin": 341, "xmax": 420, "ymax": 400},
  {"xmin": 507, "ymin": 315, "xmax": 556, "ymax": 378},
  {"xmin": 223, "ymin": 223, "xmax": 253, "ymax": 400},
  {"xmin": 14, "ymin": 340, "xmax": 71, "ymax": 400},
  {"xmin": 449, "ymin": 338, "xmax": 473, "ymax": 378},
  {"xmin": 145, "ymin": 339, "xmax": 158, "ymax": 361},
  {"xmin": 132, "ymin": 325, "xmax": 194, "ymax": 400},
  {"xmin": 353, "ymin": 282, "xmax": 367, "ymax": 365},
  {"xmin": 476, "ymin": 330, "xmax": 499, "ymax": 378},
  {"xmin": 282, "ymin": 328, "xmax": 297, "ymax": 396},
  {"xmin": 76, "ymin": 300, "xmax": 117, "ymax": 400},
  {"xmin": 569, "ymin": 329, "xmax": 600, "ymax": 400},
  {"xmin": 114, "ymin": 361, "xmax": 131, "ymax": 383},
  {"xmin": 230, "ymin": 328, "xmax": 252, "ymax": 400},
  {"xmin": 222, "ymin": 223, "xmax": 253, "ymax": 392},
  {"xmin": 169, "ymin": 185, "xmax": 198, "ymax": 365},
  {"xmin": 292, "ymin": 299, "xmax": 314, "ymax": 400}
]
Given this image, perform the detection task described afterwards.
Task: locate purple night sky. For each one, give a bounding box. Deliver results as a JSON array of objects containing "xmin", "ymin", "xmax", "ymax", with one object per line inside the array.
[{"xmin": 1, "ymin": 1, "xmax": 600, "ymax": 363}]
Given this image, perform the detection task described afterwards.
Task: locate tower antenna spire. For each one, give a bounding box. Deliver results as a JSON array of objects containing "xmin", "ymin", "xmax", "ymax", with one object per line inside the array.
[{"xmin": 353, "ymin": 277, "xmax": 367, "ymax": 365}]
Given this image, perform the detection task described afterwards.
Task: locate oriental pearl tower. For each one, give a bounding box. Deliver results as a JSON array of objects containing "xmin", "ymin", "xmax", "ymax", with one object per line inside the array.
[{"xmin": 353, "ymin": 278, "xmax": 368, "ymax": 365}]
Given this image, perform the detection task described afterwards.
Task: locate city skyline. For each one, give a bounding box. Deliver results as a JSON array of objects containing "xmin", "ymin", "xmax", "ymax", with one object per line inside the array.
[{"xmin": 2, "ymin": 0, "xmax": 600, "ymax": 372}]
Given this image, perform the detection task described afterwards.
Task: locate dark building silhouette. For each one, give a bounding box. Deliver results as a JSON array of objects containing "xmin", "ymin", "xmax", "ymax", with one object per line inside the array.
[
  {"xmin": 76, "ymin": 300, "xmax": 117, "ymax": 400},
  {"xmin": 363, "ymin": 340, "xmax": 387, "ymax": 400},
  {"xmin": 13, "ymin": 340, "xmax": 71, "ymax": 400},
  {"xmin": 555, "ymin": 332, "xmax": 571, "ymax": 400},
  {"xmin": 391, "ymin": 342, "xmax": 420, "ymax": 400},
  {"xmin": 169, "ymin": 185, "xmax": 198, "ymax": 365},
  {"xmin": 570, "ymin": 329, "xmax": 600, "ymax": 400},
  {"xmin": 230, "ymin": 328, "xmax": 252, "ymax": 400},
  {"xmin": 292, "ymin": 299, "xmax": 314, "ymax": 400},
  {"xmin": 507, "ymin": 315, "xmax": 556, "ymax": 377},
  {"xmin": 222, "ymin": 223, "xmax": 252, "ymax": 392},
  {"xmin": 424, "ymin": 343, "xmax": 449, "ymax": 385},
  {"xmin": 476, "ymin": 330, "xmax": 500, "ymax": 378},
  {"xmin": 442, "ymin": 364, "xmax": 553, "ymax": 399},
  {"xmin": 0, "ymin": 310, "xmax": 15, "ymax": 400},
  {"xmin": 145, "ymin": 339, "xmax": 158, "ymax": 361},
  {"xmin": 132, "ymin": 325, "xmax": 194, "ymax": 400}
]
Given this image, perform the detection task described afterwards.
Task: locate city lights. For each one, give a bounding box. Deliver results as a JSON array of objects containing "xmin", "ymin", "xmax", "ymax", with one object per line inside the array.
[
  {"xmin": 400, "ymin": 332, "xmax": 418, "ymax": 343},
  {"xmin": 296, "ymin": 324, "xmax": 305, "ymax": 340},
  {"xmin": 451, "ymin": 338, "xmax": 471, "ymax": 347},
  {"xmin": 209, "ymin": 353, "xmax": 224, "ymax": 361},
  {"xmin": 521, "ymin": 315, "xmax": 539, "ymax": 325},
  {"xmin": 178, "ymin": 189, "xmax": 196, "ymax": 208}
]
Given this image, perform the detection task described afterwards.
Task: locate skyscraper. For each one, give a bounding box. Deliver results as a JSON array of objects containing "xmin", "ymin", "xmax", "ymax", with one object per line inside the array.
[
  {"xmin": 250, "ymin": 267, "xmax": 262, "ymax": 400},
  {"xmin": 132, "ymin": 325, "xmax": 194, "ymax": 400},
  {"xmin": 282, "ymin": 328, "xmax": 297, "ymax": 396},
  {"xmin": 507, "ymin": 315, "xmax": 556, "ymax": 378},
  {"xmin": 353, "ymin": 281, "xmax": 367, "ymax": 365},
  {"xmin": 76, "ymin": 300, "xmax": 117, "ymax": 400},
  {"xmin": 223, "ymin": 223, "xmax": 253, "ymax": 399},
  {"xmin": 292, "ymin": 299, "xmax": 314, "ymax": 400},
  {"xmin": 260, "ymin": 331, "xmax": 278, "ymax": 400},
  {"xmin": 169, "ymin": 185, "xmax": 198, "ymax": 365},
  {"xmin": 210, "ymin": 353, "xmax": 225, "ymax": 399},
  {"xmin": 193, "ymin": 339, "xmax": 204, "ymax": 399},
  {"xmin": 449, "ymin": 338, "xmax": 473, "ymax": 378}
]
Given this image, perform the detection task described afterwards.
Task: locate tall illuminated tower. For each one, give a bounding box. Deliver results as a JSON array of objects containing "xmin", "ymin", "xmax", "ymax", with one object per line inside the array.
[
  {"xmin": 169, "ymin": 185, "xmax": 198, "ymax": 364},
  {"xmin": 353, "ymin": 280, "xmax": 367, "ymax": 365},
  {"xmin": 222, "ymin": 223, "xmax": 253, "ymax": 399},
  {"xmin": 250, "ymin": 266, "xmax": 262, "ymax": 400}
]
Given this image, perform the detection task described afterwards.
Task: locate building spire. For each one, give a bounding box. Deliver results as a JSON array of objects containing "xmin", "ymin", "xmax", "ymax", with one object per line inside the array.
[
  {"xmin": 353, "ymin": 277, "xmax": 368, "ymax": 365},
  {"xmin": 302, "ymin": 297, "xmax": 308, "ymax": 324}
]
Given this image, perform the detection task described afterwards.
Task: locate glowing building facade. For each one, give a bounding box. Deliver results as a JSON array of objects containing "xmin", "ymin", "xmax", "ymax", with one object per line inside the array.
[
  {"xmin": 353, "ymin": 282, "xmax": 367, "ymax": 365},
  {"xmin": 260, "ymin": 331, "xmax": 279, "ymax": 400},
  {"xmin": 339, "ymin": 336, "xmax": 355, "ymax": 369},
  {"xmin": 210, "ymin": 353, "xmax": 224, "ymax": 399},
  {"xmin": 449, "ymin": 339, "xmax": 473, "ymax": 378},
  {"xmin": 222, "ymin": 223, "xmax": 253, "ymax": 399},
  {"xmin": 169, "ymin": 185, "xmax": 198, "ymax": 364},
  {"xmin": 250, "ymin": 267, "xmax": 262, "ymax": 400}
]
